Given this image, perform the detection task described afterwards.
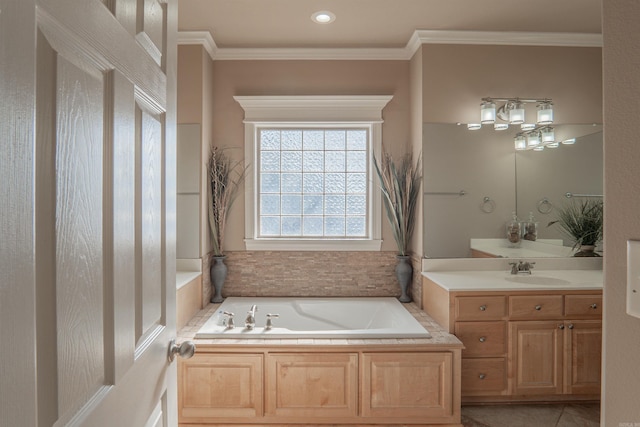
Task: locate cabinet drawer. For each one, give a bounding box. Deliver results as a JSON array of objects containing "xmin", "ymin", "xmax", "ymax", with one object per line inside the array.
[
  {"xmin": 455, "ymin": 296, "xmax": 506, "ymax": 321},
  {"xmin": 565, "ymin": 295, "xmax": 602, "ymax": 318},
  {"xmin": 509, "ymin": 295, "xmax": 563, "ymax": 319},
  {"xmin": 461, "ymin": 358, "xmax": 507, "ymax": 395},
  {"xmin": 455, "ymin": 321, "xmax": 506, "ymax": 357}
]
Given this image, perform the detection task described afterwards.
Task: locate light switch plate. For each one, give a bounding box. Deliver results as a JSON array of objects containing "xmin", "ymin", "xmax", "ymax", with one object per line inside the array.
[{"xmin": 627, "ymin": 240, "xmax": 640, "ymax": 319}]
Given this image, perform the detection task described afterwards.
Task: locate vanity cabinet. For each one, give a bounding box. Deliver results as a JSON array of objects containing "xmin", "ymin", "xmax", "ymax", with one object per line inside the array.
[{"xmin": 423, "ymin": 277, "xmax": 602, "ymax": 403}]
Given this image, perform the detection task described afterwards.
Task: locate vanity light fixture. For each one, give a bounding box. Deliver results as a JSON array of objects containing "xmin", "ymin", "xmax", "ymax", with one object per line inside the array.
[
  {"xmin": 541, "ymin": 127, "xmax": 555, "ymax": 143},
  {"xmin": 527, "ymin": 131, "xmax": 541, "ymax": 147},
  {"xmin": 494, "ymin": 123, "xmax": 509, "ymax": 131},
  {"xmin": 311, "ymin": 10, "xmax": 336, "ymax": 24},
  {"xmin": 514, "ymin": 135, "xmax": 527, "ymax": 151},
  {"xmin": 521, "ymin": 123, "xmax": 536, "ymax": 131}
]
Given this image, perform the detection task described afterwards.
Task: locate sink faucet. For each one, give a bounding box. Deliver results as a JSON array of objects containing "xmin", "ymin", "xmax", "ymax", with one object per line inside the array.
[
  {"xmin": 245, "ymin": 304, "xmax": 258, "ymax": 330},
  {"xmin": 509, "ymin": 260, "xmax": 535, "ymax": 275}
]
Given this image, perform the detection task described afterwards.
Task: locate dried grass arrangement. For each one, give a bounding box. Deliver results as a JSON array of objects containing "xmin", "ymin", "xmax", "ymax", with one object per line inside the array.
[
  {"xmin": 207, "ymin": 147, "xmax": 247, "ymax": 257},
  {"xmin": 373, "ymin": 148, "xmax": 422, "ymax": 257}
]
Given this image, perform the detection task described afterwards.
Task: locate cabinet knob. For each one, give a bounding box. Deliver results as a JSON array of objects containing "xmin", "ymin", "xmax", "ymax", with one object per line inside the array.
[
  {"xmin": 535, "ymin": 305, "xmax": 542, "ymax": 311},
  {"xmin": 479, "ymin": 336, "xmax": 486, "ymax": 343},
  {"xmin": 568, "ymin": 324, "xmax": 574, "ymax": 329},
  {"xmin": 558, "ymin": 324, "xmax": 565, "ymax": 329},
  {"xmin": 479, "ymin": 305, "xmax": 487, "ymax": 311},
  {"xmin": 590, "ymin": 303, "xmax": 598, "ymax": 309},
  {"xmin": 479, "ymin": 374, "xmax": 486, "ymax": 380}
]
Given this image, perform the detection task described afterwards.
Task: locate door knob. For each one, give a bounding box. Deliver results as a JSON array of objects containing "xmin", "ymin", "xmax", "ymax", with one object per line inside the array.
[{"xmin": 168, "ymin": 339, "xmax": 196, "ymax": 362}]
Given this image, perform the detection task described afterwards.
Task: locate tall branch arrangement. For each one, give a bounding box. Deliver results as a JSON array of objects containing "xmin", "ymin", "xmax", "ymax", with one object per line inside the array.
[
  {"xmin": 373, "ymin": 148, "xmax": 422, "ymax": 257},
  {"xmin": 207, "ymin": 147, "xmax": 246, "ymax": 257}
]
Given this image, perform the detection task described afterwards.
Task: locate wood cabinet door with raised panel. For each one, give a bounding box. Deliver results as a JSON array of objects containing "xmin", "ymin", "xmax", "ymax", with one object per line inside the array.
[
  {"xmin": 361, "ymin": 352, "xmax": 455, "ymax": 421},
  {"xmin": 179, "ymin": 353, "xmax": 263, "ymax": 422},
  {"xmin": 510, "ymin": 321, "xmax": 563, "ymax": 395},
  {"xmin": 564, "ymin": 320, "xmax": 602, "ymax": 395},
  {"xmin": 266, "ymin": 353, "xmax": 358, "ymax": 418}
]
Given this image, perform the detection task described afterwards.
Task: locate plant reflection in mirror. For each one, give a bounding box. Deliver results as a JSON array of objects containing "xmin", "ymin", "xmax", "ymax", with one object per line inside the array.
[{"xmin": 547, "ymin": 199, "xmax": 603, "ymax": 254}]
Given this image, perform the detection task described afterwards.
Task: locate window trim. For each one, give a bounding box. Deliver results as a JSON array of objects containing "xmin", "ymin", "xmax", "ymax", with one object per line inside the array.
[{"xmin": 234, "ymin": 95, "xmax": 392, "ymax": 251}]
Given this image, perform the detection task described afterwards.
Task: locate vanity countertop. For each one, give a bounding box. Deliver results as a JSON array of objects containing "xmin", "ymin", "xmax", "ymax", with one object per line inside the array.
[{"xmin": 423, "ymin": 269, "xmax": 603, "ymax": 292}]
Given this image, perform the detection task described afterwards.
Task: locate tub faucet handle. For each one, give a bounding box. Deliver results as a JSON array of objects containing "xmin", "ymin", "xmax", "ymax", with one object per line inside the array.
[
  {"xmin": 265, "ymin": 313, "xmax": 279, "ymax": 330},
  {"xmin": 223, "ymin": 311, "xmax": 235, "ymax": 329}
]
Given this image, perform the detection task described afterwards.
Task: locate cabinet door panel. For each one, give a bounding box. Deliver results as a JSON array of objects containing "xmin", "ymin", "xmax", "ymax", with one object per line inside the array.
[
  {"xmin": 179, "ymin": 353, "xmax": 263, "ymax": 421},
  {"xmin": 266, "ymin": 353, "xmax": 358, "ymax": 418},
  {"xmin": 510, "ymin": 321, "xmax": 563, "ymax": 395},
  {"xmin": 361, "ymin": 352, "xmax": 454, "ymax": 419},
  {"xmin": 565, "ymin": 321, "xmax": 602, "ymax": 394}
]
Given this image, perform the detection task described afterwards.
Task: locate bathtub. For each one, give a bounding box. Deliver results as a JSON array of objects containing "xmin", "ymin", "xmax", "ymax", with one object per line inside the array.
[{"xmin": 195, "ymin": 297, "xmax": 431, "ymax": 339}]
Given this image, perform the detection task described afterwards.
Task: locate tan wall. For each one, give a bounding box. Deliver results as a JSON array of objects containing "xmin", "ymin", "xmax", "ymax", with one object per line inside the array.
[
  {"xmin": 421, "ymin": 44, "xmax": 602, "ymax": 124},
  {"xmin": 211, "ymin": 60, "xmax": 411, "ymax": 252},
  {"xmin": 177, "ymin": 45, "xmax": 203, "ymax": 124},
  {"xmin": 602, "ymin": 0, "xmax": 640, "ymax": 423}
]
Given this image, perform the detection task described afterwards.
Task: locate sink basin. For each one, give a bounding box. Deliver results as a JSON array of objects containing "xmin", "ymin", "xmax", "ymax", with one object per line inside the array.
[{"xmin": 505, "ymin": 275, "xmax": 572, "ymax": 286}]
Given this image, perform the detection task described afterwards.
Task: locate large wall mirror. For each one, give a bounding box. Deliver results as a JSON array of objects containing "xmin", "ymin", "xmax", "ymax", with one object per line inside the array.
[{"xmin": 423, "ymin": 123, "xmax": 603, "ymax": 258}]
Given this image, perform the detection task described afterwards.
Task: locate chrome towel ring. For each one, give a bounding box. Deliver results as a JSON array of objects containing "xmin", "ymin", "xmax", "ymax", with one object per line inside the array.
[{"xmin": 537, "ymin": 197, "xmax": 553, "ymax": 214}]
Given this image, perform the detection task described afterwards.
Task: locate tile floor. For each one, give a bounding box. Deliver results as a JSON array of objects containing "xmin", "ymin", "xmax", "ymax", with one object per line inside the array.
[{"xmin": 461, "ymin": 403, "xmax": 600, "ymax": 427}]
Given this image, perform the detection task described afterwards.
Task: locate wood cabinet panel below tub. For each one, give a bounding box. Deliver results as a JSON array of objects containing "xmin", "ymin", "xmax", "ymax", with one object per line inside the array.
[
  {"xmin": 361, "ymin": 352, "xmax": 455, "ymax": 421},
  {"xmin": 178, "ymin": 353, "xmax": 263, "ymax": 422},
  {"xmin": 265, "ymin": 353, "xmax": 358, "ymax": 418}
]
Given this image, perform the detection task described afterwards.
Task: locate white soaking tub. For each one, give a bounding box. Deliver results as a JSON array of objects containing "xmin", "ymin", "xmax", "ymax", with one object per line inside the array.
[{"xmin": 195, "ymin": 297, "xmax": 431, "ymax": 339}]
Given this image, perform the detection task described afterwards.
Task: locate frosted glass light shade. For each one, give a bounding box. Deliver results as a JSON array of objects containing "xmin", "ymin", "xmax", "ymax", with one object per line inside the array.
[
  {"xmin": 547, "ymin": 142, "xmax": 560, "ymax": 148},
  {"xmin": 467, "ymin": 123, "xmax": 482, "ymax": 130},
  {"xmin": 481, "ymin": 101, "xmax": 496, "ymax": 124},
  {"xmin": 562, "ymin": 138, "xmax": 576, "ymax": 145},
  {"xmin": 541, "ymin": 127, "xmax": 555, "ymax": 143},
  {"xmin": 494, "ymin": 123, "xmax": 509, "ymax": 131},
  {"xmin": 527, "ymin": 132, "xmax": 541, "ymax": 147},
  {"xmin": 533, "ymin": 146, "xmax": 545, "ymax": 151},
  {"xmin": 514, "ymin": 135, "xmax": 527, "ymax": 151},
  {"xmin": 509, "ymin": 102, "xmax": 525, "ymax": 124},
  {"xmin": 521, "ymin": 123, "xmax": 536, "ymax": 131},
  {"xmin": 537, "ymin": 102, "xmax": 554, "ymax": 125}
]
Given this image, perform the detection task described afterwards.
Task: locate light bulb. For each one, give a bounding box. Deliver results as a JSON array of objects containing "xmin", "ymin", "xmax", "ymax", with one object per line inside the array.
[
  {"xmin": 541, "ymin": 127, "xmax": 555, "ymax": 143},
  {"xmin": 509, "ymin": 102, "xmax": 525, "ymax": 125},
  {"xmin": 537, "ymin": 102, "xmax": 554, "ymax": 125},
  {"xmin": 480, "ymin": 101, "xmax": 496, "ymax": 124}
]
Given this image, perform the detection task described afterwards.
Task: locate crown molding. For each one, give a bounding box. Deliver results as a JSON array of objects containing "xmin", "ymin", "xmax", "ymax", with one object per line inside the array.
[
  {"xmin": 177, "ymin": 31, "xmax": 218, "ymax": 60},
  {"xmin": 177, "ymin": 29, "xmax": 603, "ymax": 61}
]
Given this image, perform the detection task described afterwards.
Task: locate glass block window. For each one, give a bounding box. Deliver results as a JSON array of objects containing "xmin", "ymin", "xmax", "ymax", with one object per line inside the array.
[{"xmin": 257, "ymin": 128, "xmax": 369, "ymax": 238}]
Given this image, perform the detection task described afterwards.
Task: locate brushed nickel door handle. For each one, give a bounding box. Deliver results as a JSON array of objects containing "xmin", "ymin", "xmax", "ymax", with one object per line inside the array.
[{"xmin": 168, "ymin": 339, "xmax": 196, "ymax": 362}]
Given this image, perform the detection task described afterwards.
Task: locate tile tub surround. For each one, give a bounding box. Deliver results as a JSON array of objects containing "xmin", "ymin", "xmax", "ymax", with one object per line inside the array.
[{"xmin": 201, "ymin": 250, "xmax": 421, "ymax": 301}]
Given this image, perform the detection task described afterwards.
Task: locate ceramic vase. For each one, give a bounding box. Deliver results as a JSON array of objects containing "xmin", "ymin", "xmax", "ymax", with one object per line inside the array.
[
  {"xmin": 396, "ymin": 255, "xmax": 413, "ymax": 302},
  {"xmin": 210, "ymin": 255, "xmax": 228, "ymax": 303}
]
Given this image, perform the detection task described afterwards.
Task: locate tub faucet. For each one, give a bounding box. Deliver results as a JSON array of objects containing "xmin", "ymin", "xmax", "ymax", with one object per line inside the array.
[{"xmin": 245, "ymin": 304, "xmax": 258, "ymax": 330}]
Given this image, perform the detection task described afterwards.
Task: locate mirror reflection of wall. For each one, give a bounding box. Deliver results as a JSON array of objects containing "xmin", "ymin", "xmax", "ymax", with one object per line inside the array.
[{"xmin": 423, "ymin": 123, "xmax": 603, "ymax": 259}]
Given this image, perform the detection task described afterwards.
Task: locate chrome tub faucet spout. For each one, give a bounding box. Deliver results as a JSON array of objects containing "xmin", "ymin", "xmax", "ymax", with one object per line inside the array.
[{"xmin": 245, "ymin": 304, "xmax": 258, "ymax": 330}]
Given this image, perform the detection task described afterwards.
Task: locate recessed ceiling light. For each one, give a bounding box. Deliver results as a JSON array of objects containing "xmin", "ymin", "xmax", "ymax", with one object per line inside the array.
[{"xmin": 311, "ymin": 10, "xmax": 335, "ymax": 24}]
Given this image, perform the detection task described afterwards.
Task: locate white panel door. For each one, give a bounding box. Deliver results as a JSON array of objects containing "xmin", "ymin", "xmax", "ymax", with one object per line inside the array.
[{"xmin": 0, "ymin": 0, "xmax": 179, "ymax": 425}]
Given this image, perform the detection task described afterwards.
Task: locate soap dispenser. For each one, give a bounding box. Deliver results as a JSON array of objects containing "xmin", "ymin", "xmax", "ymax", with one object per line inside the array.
[
  {"xmin": 523, "ymin": 212, "xmax": 539, "ymax": 241},
  {"xmin": 506, "ymin": 212, "xmax": 522, "ymax": 247}
]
